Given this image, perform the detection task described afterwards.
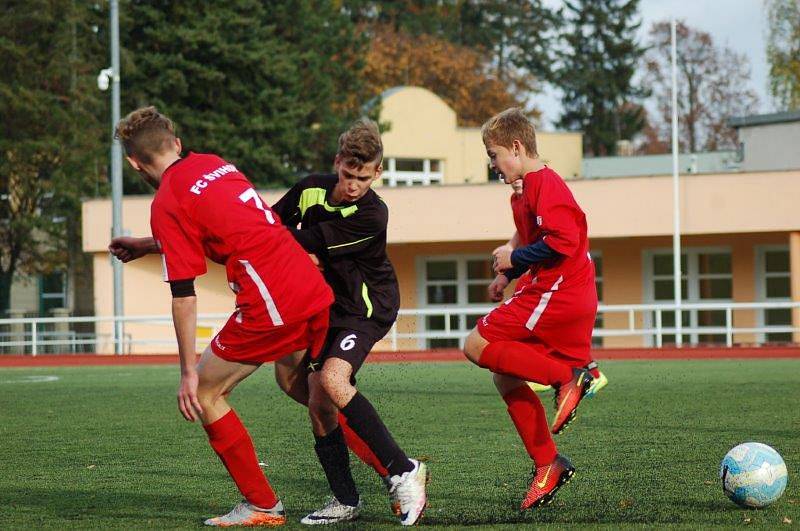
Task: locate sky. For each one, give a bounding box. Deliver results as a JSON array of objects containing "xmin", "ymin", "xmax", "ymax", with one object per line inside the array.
[{"xmin": 537, "ymin": 0, "xmax": 771, "ymax": 128}]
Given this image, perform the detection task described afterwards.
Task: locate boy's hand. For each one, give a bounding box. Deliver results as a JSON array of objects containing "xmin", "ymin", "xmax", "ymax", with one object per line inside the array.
[
  {"xmin": 492, "ymin": 247, "xmax": 513, "ymax": 273},
  {"xmin": 109, "ymin": 236, "xmax": 157, "ymax": 263},
  {"xmin": 177, "ymin": 370, "xmax": 202, "ymax": 422},
  {"xmin": 488, "ymin": 275, "xmax": 509, "ymax": 302},
  {"xmin": 308, "ymin": 253, "xmax": 324, "ymax": 271},
  {"xmin": 492, "ymin": 243, "xmax": 513, "ymax": 256}
]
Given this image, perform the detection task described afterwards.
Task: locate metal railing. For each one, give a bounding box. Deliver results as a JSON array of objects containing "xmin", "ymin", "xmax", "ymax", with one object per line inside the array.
[
  {"xmin": 0, "ymin": 313, "xmax": 229, "ymax": 355},
  {"xmin": 386, "ymin": 301, "xmax": 800, "ymax": 350},
  {"xmin": 0, "ymin": 302, "xmax": 797, "ymax": 355}
]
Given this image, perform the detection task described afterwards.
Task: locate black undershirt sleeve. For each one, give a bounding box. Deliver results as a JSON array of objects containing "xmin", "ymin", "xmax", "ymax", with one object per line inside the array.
[
  {"xmin": 169, "ymin": 278, "xmax": 196, "ymax": 298},
  {"xmin": 500, "ymin": 240, "xmax": 561, "ymax": 281},
  {"xmin": 510, "ymin": 239, "xmax": 560, "ymax": 266},
  {"xmin": 500, "ymin": 263, "xmax": 529, "ymax": 282}
]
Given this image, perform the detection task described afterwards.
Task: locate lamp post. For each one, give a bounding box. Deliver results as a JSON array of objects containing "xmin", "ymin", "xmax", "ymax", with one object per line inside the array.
[
  {"xmin": 98, "ymin": 0, "xmax": 124, "ymax": 354},
  {"xmin": 670, "ymin": 17, "xmax": 683, "ymax": 346}
]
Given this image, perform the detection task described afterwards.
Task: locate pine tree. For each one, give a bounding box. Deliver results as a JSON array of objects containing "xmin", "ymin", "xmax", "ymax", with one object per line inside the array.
[
  {"xmin": 556, "ymin": 0, "xmax": 647, "ymax": 156},
  {"xmin": 120, "ymin": 0, "xmax": 368, "ymax": 188}
]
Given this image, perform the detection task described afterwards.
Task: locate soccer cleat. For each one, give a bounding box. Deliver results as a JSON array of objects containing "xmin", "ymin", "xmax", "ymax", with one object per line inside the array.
[
  {"xmin": 300, "ymin": 496, "xmax": 362, "ymax": 525},
  {"xmin": 585, "ymin": 370, "xmax": 608, "ymax": 399},
  {"xmin": 520, "ymin": 454, "xmax": 575, "ymax": 510},
  {"xmin": 527, "ymin": 381, "xmax": 553, "ymax": 393},
  {"xmin": 204, "ymin": 500, "xmax": 286, "ymax": 527},
  {"xmin": 389, "ymin": 459, "xmax": 428, "ymax": 526},
  {"xmin": 383, "ymin": 474, "xmax": 401, "ymax": 516},
  {"xmin": 551, "ymin": 368, "xmax": 592, "ymax": 435}
]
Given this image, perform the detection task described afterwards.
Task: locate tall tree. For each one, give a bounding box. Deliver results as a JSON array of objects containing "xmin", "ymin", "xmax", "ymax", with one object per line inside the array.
[
  {"xmin": 556, "ymin": 0, "xmax": 647, "ymax": 156},
  {"xmin": 344, "ymin": 0, "xmax": 557, "ymax": 109},
  {"xmin": 643, "ymin": 20, "xmax": 759, "ymax": 153},
  {"xmin": 363, "ymin": 28, "xmax": 534, "ymax": 127},
  {"xmin": 0, "ymin": 0, "xmax": 106, "ymax": 314},
  {"xmin": 121, "ymin": 0, "xmax": 368, "ymax": 188},
  {"xmin": 766, "ymin": 0, "xmax": 800, "ymax": 111},
  {"xmin": 453, "ymin": 0, "xmax": 561, "ymax": 86}
]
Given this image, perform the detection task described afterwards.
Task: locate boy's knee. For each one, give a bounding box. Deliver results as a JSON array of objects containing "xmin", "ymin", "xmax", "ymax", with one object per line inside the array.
[
  {"xmin": 274, "ymin": 370, "xmax": 290, "ymax": 393},
  {"xmin": 307, "ymin": 389, "xmax": 337, "ymax": 430},
  {"xmin": 196, "ymin": 383, "xmax": 224, "ymax": 410},
  {"xmin": 464, "ymin": 329, "xmax": 488, "ymax": 365},
  {"xmin": 319, "ymin": 366, "xmax": 346, "ymax": 396}
]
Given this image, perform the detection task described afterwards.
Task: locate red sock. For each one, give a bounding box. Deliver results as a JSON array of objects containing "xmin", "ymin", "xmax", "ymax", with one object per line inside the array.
[
  {"xmin": 503, "ymin": 385, "xmax": 557, "ymax": 466},
  {"xmin": 338, "ymin": 412, "xmax": 389, "ymax": 477},
  {"xmin": 589, "ymin": 367, "xmax": 600, "ymax": 379},
  {"xmin": 204, "ymin": 410, "xmax": 277, "ymax": 509},
  {"xmin": 479, "ymin": 341, "xmax": 572, "ymax": 386}
]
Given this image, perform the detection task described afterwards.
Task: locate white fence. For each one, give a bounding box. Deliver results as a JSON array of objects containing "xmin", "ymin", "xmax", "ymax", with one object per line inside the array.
[{"xmin": 0, "ymin": 302, "xmax": 798, "ymax": 355}]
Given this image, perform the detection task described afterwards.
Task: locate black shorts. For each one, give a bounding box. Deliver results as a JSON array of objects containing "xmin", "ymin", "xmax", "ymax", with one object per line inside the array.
[{"xmin": 304, "ymin": 327, "xmax": 382, "ymax": 383}]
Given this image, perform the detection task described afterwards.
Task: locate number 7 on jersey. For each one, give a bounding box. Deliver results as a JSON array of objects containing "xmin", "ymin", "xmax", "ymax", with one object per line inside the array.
[{"xmin": 239, "ymin": 188, "xmax": 276, "ymax": 224}]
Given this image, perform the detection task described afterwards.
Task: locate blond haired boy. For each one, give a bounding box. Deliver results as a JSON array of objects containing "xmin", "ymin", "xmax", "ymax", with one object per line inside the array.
[{"xmin": 463, "ymin": 108, "xmax": 599, "ymax": 510}]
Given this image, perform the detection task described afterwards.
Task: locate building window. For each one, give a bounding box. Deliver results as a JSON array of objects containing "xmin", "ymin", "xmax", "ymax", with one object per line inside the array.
[
  {"xmin": 644, "ymin": 248, "xmax": 732, "ymax": 345},
  {"xmin": 383, "ymin": 158, "xmax": 443, "ymax": 186},
  {"xmin": 592, "ymin": 252, "xmax": 603, "ymax": 347},
  {"xmin": 39, "ymin": 272, "xmax": 67, "ymax": 315},
  {"xmin": 420, "ymin": 256, "xmax": 494, "ymax": 348},
  {"xmin": 758, "ymin": 247, "xmax": 791, "ymax": 343}
]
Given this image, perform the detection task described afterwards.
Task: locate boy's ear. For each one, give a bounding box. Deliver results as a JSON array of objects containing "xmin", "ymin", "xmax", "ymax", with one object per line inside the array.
[{"xmin": 125, "ymin": 155, "xmax": 141, "ymax": 172}]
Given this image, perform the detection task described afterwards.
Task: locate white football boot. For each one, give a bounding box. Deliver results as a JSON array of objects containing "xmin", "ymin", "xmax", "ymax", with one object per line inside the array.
[
  {"xmin": 389, "ymin": 459, "xmax": 428, "ymax": 526},
  {"xmin": 203, "ymin": 499, "xmax": 286, "ymax": 527},
  {"xmin": 300, "ymin": 496, "xmax": 362, "ymax": 525},
  {"xmin": 382, "ymin": 475, "xmax": 401, "ymax": 515}
]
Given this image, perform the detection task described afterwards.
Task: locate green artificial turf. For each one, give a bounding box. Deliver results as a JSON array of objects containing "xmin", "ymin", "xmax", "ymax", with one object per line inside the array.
[{"xmin": 0, "ymin": 359, "xmax": 797, "ymax": 529}]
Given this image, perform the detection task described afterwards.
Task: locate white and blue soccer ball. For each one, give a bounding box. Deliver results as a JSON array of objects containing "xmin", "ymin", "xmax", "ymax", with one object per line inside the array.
[{"xmin": 720, "ymin": 442, "xmax": 788, "ymax": 508}]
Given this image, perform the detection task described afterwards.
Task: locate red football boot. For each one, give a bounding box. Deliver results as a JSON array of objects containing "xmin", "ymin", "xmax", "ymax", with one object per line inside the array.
[
  {"xmin": 520, "ymin": 455, "xmax": 575, "ymax": 510},
  {"xmin": 551, "ymin": 368, "xmax": 592, "ymax": 435}
]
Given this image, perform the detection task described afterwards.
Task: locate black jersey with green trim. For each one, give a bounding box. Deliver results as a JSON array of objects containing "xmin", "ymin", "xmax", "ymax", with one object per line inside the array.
[{"xmin": 272, "ymin": 174, "xmax": 400, "ymax": 334}]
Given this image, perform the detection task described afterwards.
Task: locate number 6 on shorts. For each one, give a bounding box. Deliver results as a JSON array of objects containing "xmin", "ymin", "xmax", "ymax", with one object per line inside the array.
[{"xmin": 339, "ymin": 333, "xmax": 357, "ymax": 351}]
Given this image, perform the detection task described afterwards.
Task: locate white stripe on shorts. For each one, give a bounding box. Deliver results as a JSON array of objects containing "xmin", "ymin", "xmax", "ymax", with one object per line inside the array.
[
  {"xmin": 160, "ymin": 253, "xmax": 169, "ymax": 281},
  {"xmin": 238, "ymin": 259, "xmax": 284, "ymax": 326},
  {"xmin": 525, "ymin": 275, "xmax": 563, "ymax": 331}
]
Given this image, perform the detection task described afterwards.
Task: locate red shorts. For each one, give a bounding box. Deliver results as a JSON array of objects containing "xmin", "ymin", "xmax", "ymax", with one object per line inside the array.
[
  {"xmin": 477, "ymin": 274, "xmax": 596, "ymax": 365},
  {"xmin": 513, "ymin": 271, "xmax": 533, "ymax": 292},
  {"xmin": 210, "ymin": 308, "xmax": 329, "ymax": 364}
]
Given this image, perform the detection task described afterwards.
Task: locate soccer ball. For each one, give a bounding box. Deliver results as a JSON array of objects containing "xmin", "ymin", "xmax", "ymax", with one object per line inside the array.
[{"xmin": 720, "ymin": 442, "xmax": 788, "ymax": 508}]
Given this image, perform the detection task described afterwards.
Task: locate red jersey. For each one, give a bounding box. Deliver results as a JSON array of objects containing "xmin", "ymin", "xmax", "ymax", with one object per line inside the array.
[
  {"xmin": 150, "ymin": 153, "xmax": 333, "ymax": 331},
  {"xmin": 517, "ymin": 167, "xmax": 593, "ymax": 288}
]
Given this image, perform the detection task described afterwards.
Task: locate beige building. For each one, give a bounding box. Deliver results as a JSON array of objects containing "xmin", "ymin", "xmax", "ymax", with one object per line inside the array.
[
  {"xmin": 378, "ymin": 86, "xmax": 583, "ymax": 185},
  {"xmin": 81, "ymin": 87, "xmax": 800, "ymax": 353}
]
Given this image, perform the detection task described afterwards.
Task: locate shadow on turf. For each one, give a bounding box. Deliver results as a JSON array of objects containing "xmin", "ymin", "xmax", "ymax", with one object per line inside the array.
[{"xmin": 2, "ymin": 486, "xmax": 213, "ymax": 519}]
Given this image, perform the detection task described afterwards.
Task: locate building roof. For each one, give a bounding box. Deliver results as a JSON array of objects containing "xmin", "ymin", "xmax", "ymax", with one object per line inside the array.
[
  {"xmin": 728, "ymin": 110, "xmax": 800, "ymax": 128},
  {"xmin": 581, "ymin": 151, "xmax": 739, "ymax": 179}
]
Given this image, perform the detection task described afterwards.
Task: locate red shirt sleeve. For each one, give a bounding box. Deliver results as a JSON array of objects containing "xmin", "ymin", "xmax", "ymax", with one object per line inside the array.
[
  {"xmin": 528, "ymin": 171, "xmax": 581, "ymax": 257},
  {"xmin": 150, "ymin": 191, "xmax": 207, "ymax": 282}
]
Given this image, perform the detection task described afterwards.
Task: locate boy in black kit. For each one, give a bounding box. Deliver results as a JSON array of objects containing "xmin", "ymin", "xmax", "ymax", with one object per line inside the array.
[{"xmin": 272, "ymin": 119, "xmax": 427, "ymax": 526}]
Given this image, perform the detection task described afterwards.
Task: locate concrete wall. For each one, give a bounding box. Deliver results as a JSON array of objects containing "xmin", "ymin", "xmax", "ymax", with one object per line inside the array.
[
  {"xmin": 740, "ymin": 121, "xmax": 800, "ymax": 172},
  {"xmin": 82, "ymin": 167, "xmax": 800, "ymax": 351}
]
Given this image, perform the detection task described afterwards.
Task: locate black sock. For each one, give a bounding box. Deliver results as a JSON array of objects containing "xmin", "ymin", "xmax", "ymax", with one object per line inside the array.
[
  {"xmin": 340, "ymin": 392, "xmax": 414, "ymax": 477},
  {"xmin": 314, "ymin": 426, "xmax": 359, "ymax": 506}
]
